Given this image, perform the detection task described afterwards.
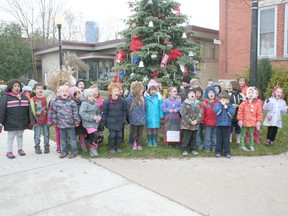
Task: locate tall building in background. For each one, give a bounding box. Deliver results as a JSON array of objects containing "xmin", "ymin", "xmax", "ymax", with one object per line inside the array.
[{"xmin": 85, "ymin": 21, "xmax": 99, "ymax": 42}]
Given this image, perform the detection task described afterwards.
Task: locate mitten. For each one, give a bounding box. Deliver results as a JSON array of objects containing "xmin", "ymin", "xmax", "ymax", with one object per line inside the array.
[{"xmin": 238, "ymin": 120, "xmax": 243, "ymax": 128}]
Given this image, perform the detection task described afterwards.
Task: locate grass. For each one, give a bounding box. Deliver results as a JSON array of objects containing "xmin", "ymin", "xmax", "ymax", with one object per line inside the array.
[{"xmin": 50, "ymin": 114, "xmax": 288, "ymax": 158}]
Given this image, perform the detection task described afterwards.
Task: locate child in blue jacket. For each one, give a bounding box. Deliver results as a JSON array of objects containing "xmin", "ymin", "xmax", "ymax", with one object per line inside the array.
[{"xmin": 213, "ymin": 92, "xmax": 235, "ymax": 158}]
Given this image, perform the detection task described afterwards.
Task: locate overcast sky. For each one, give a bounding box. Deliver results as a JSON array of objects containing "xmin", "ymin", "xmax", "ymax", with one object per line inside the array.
[{"xmin": 68, "ymin": 0, "xmax": 219, "ymax": 30}]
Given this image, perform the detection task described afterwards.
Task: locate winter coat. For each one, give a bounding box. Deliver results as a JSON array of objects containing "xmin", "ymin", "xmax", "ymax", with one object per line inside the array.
[
  {"xmin": 79, "ymin": 99, "xmax": 101, "ymax": 129},
  {"xmin": 213, "ymin": 102, "xmax": 236, "ymax": 126},
  {"xmin": 145, "ymin": 92, "xmax": 164, "ymax": 129},
  {"xmin": 0, "ymin": 92, "xmax": 31, "ymax": 131},
  {"xmin": 237, "ymin": 99, "xmax": 263, "ymax": 127},
  {"xmin": 180, "ymin": 99, "xmax": 203, "ymax": 131},
  {"xmin": 126, "ymin": 94, "xmax": 146, "ymax": 126},
  {"xmin": 229, "ymin": 91, "xmax": 245, "ymax": 119},
  {"xmin": 162, "ymin": 96, "xmax": 182, "ymax": 119},
  {"xmin": 52, "ymin": 98, "xmax": 80, "ymax": 129},
  {"xmin": 263, "ymin": 96, "xmax": 287, "ymax": 128},
  {"xmin": 202, "ymin": 86, "xmax": 219, "ymax": 126},
  {"xmin": 202, "ymin": 99, "xmax": 219, "ymax": 126},
  {"xmin": 102, "ymin": 96, "xmax": 127, "ymax": 130}
]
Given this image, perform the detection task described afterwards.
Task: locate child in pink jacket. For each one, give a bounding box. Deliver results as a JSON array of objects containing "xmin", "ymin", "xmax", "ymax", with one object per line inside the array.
[{"xmin": 237, "ymin": 87, "xmax": 263, "ymax": 152}]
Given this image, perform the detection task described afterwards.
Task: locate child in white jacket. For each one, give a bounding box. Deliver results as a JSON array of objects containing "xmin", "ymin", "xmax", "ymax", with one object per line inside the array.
[{"xmin": 263, "ymin": 86, "xmax": 288, "ymax": 146}]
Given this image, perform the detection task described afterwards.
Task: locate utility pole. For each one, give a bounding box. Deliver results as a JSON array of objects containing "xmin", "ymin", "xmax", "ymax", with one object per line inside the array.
[{"xmin": 250, "ymin": 0, "xmax": 258, "ymax": 87}]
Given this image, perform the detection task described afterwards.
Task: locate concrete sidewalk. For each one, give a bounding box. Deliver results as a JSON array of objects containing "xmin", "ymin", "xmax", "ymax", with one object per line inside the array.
[{"xmin": 0, "ymin": 130, "xmax": 199, "ymax": 216}]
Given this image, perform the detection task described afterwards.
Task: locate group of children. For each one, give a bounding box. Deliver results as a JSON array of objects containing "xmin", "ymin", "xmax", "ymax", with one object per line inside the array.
[{"xmin": 0, "ymin": 76, "xmax": 287, "ymax": 159}]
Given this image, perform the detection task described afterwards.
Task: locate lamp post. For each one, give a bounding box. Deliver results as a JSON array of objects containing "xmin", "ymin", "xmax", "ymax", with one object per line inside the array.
[
  {"xmin": 55, "ymin": 16, "xmax": 63, "ymax": 69},
  {"xmin": 249, "ymin": 0, "xmax": 258, "ymax": 87}
]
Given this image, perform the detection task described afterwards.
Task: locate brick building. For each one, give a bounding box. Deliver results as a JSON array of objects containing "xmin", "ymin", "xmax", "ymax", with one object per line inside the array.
[{"xmin": 219, "ymin": 0, "xmax": 288, "ymax": 80}]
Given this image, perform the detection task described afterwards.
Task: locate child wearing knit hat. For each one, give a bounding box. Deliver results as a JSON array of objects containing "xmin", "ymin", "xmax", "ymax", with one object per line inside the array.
[
  {"xmin": 70, "ymin": 86, "xmax": 88, "ymax": 153},
  {"xmin": 79, "ymin": 89, "xmax": 102, "ymax": 157},
  {"xmin": 145, "ymin": 79, "xmax": 164, "ymax": 146},
  {"xmin": 180, "ymin": 88, "xmax": 203, "ymax": 156}
]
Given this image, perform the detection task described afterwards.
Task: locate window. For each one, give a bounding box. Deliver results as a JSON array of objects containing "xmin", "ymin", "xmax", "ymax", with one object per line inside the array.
[
  {"xmin": 258, "ymin": 7, "xmax": 277, "ymax": 57},
  {"xmin": 285, "ymin": 4, "xmax": 288, "ymax": 56}
]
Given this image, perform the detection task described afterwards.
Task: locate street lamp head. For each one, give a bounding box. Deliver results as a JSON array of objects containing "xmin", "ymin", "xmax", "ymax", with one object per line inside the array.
[{"xmin": 55, "ymin": 16, "xmax": 64, "ymax": 27}]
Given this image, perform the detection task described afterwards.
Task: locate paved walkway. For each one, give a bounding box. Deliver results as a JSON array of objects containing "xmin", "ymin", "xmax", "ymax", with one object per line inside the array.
[
  {"xmin": 1, "ymin": 129, "xmax": 288, "ymax": 216},
  {"xmin": 0, "ymin": 130, "xmax": 199, "ymax": 216}
]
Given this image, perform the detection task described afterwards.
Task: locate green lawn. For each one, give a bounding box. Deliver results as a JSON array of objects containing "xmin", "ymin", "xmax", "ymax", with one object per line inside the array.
[{"xmin": 50, "ymin": 114, "xmax": 288, "ymax": 158}]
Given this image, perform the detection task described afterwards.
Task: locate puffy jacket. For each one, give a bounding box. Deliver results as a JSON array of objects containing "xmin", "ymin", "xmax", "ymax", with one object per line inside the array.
[
  {"xmin": 102, "ymin": 96, "xmax": 127, "ymax": 130},
  {"xmin": 162, "ymin": 96, "xmax": 182, "ymax": 119},
  {"xmin": 202, "ymin": 86, "xmax": 219, "ymax": 126},
  {"xmin": 52, "ymin": 98, "xmax": 80, "ymax": 128},
  {"xmin": 180, "ymin": 99, "xmax": 203, "ymax": 131},
  {"xmin": 237, "ymin": 99, "xmax": 262, "ymax": 127},
  {"xmin": 126, "ymin": 94, "xmax": 146, "ymax": 126},
  {"xmin": 229, "ymin": 91, "xmax": 245, "ymax": 119},
  {"xmin": 0, "ymin": 92, "xmax": 31, "ymax": 131},
  {"xmin": 79, "ymin": 99, "xmax": 101, "ymax": 129},
  {"xmin": 213, "ymin": 102, "xmax": 235, "ymax": 126}
]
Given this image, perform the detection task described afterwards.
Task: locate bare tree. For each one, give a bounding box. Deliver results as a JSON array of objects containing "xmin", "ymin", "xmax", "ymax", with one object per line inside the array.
[{"xmin": 0, "ymin": 0, "xmax": 64, "ymax": 81}]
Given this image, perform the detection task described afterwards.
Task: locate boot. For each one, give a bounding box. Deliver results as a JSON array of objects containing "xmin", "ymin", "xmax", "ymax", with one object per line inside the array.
[
  {"xmin": 152, "ymin": 134, "xmax": 158, "ymax": 147},
  {"xmin": 132, "ymin": 141, "xmax": 138, "ymax": 150},
  {"xmin": 115, "ymin": 138, "xmax": 122, "ymax": 153},
  {"xmin": 230, "ymin": 133, "xmax": 233, "ymax": 143},
  {"xmin": 236, "ymin": 134, "xmax": 240, "ymax": 144},
  {"xmin": 109, "ymin": 138, "xmax": 116, "ymax": 153},
  {"xmin": 89, "ymin": 143, "xmax": 98, "ymax": 157},
  {"xmin": 147, "ymin": 134, "xmax": 153, "ymax": 147},
  {"xmin": 80, "ymin": 142, "xmax": 88, "ymax": 153}
]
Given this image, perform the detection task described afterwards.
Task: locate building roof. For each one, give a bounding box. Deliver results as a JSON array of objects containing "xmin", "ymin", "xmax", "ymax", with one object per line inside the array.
[{"xmin": 34, "ymin": 39, "xmax": 123, "ymax": 56}]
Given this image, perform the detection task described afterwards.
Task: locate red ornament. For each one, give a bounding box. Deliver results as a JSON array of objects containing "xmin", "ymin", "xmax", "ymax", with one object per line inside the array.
[
  {"xmin": 176, "ymin": 11, "xmax": 180, "ymax": 17},
  {"xmin": 150, "ymin": 71, "xmax": 159, "ymax": 79},
  {"xmin": 173, "ymin": 5, "xmax": 180, "ymax": 11},
  {"xmin": 128, "ymin": 2, "xmax": 133, "ymax": 8},
  {"xmin": 130, "ymin": 34, "xmax": 144, "ymax": 52},
  {"xmin": 114, "ymin": 49, "xmax": 127, "ymax": 64},
  {"xmin": 163, "ymin": 38, "xmax": 169, "ymax": 45},
  {"xmin": 157, "ymin": 14, "xmax": 164, "ymax": 19}
]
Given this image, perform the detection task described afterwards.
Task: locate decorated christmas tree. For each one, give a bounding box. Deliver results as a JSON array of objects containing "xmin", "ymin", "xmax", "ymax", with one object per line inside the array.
[{"xmin": 113, "ymin": 0, "xmax": 201, "ymax": 87}]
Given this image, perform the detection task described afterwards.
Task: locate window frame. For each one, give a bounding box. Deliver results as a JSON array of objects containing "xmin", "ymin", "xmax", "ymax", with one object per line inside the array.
[{"xmin": 258, "ymin": 6, "xmax": 277, "ymax": 58}]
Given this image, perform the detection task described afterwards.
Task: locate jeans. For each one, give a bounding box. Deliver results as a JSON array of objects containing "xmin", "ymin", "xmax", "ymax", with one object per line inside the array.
[
  {"xmin": 108, "ymin": 129, "xmax": 123, "ymax": 149},
  {"xmin": 34, "ymin": 124, "xmax": 50, "ymax": 149},
  {"xmin": 60, "ymin": 128, "xmax": 78, "ymax": 154},
  {"xmin": 204, "ymin": 126, "xmax": 217, "ymax": 150},
  {"xmin": 216, "ymin": 126, "xmax": 230, "ymax": 156},
  {"xmin": 197, "ymin": 123, "xmax": 204, "ymax": 148}
]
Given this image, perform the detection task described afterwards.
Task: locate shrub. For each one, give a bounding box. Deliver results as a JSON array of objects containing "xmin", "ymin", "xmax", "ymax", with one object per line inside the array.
[
  {"xmin": 265, "ymin": 67, "xmax": 288, "ymax": 101},
  {"xmin": 257, "ymin": 58, "xmax": 272, "ymax": 99},
  {"xmin": 97, "ymin": 78, "xmax": 111, "ymax": 90}
]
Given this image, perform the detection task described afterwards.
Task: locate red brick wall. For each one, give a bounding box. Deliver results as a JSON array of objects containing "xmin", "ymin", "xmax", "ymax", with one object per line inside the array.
[
  {"xmin": 219, "ymin": 1, "xmax": 287, "ymax": 80},
  {"xmin": 219, "ymin": 0, "xmax": 252, "ymax": 79},
  {"xmin": 276, "ymin": 4, "xmax": 285, "ymax": 58}
]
